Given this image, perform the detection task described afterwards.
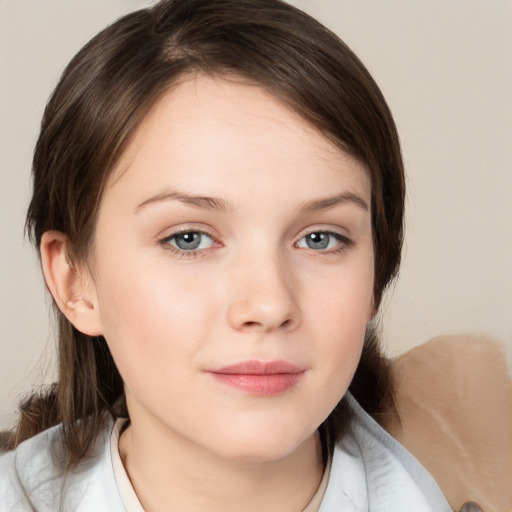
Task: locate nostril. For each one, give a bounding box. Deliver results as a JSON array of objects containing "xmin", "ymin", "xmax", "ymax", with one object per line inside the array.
[
  {"xmin": 240, "ymin": 319, "xmax": 293, "ymax": 331},
  {"xmin": 242, "ymin": 321, "xmax": 259, "ymax": 328}
]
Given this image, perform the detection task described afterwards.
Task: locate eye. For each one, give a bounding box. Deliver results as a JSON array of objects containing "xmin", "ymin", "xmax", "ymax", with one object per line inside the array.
[
  {"xmin": 164, "ymin": 231, "xmax": 215, "ymax": 251},
  {"xmin": 296, "ymin": 231, "xmax": 349, "ymax": 251}
]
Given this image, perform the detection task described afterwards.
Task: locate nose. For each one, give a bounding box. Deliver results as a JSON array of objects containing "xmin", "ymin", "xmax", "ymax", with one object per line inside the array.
[{"xmin": 227, "ymin": 253, "xmax": 300, "ymax": 333}]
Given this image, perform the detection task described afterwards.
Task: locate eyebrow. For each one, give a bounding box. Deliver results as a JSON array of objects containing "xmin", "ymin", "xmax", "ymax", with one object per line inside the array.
[
  {"xmin": 300, "ymin": 192, "xmax": 369, "ymax": 212},
  {"xmin": 135, "ymin": 189, "xmax": 231, "ymax": 213},
  {"xmin": 135, "ymin": 189, "xmax": 369, "ymax": 214}
]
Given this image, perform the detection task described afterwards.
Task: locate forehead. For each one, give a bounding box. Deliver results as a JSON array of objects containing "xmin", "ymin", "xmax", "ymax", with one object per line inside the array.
[{"xmin": 107, "ymin": 74, "xmax": 370, "ymax": 204}]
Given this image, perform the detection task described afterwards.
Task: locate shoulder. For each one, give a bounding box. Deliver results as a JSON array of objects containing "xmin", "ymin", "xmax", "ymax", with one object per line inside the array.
[
  {"xmin": 320, "ymin": 392, "xmax": 453, "ymax": 511},
  {"xmin": 0, "ymin": 423, "xmax": 67, "ymax": 511},
  {"xmin": 0, "ymin": 420, "xmax": 124, "ymax": 512}
]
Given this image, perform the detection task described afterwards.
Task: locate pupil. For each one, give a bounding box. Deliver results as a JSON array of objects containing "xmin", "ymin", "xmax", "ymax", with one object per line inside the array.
[
  {"xmin": 307, "ymin": 232, "xmax": 329, "ymax": 250},
  {"xmin": 176, "ymin": 232, "xmax": 201, "ymax": 250}
]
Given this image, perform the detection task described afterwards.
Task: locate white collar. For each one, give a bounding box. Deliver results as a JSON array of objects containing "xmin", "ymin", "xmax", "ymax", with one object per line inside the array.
[{"xmin": 319, "ymin": 393, "xmax": 452, "ymax": 511}]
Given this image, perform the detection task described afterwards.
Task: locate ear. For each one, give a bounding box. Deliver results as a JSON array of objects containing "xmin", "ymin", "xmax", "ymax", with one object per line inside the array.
[{"xmin": 40, "ymin": 231, "xmax": 103, "ymax": 336}]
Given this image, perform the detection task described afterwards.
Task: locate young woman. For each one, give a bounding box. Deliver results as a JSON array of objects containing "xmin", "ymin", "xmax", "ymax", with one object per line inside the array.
[{"xmin": 0, "ymin": 0, "xmax": 471, "ymax": 510}]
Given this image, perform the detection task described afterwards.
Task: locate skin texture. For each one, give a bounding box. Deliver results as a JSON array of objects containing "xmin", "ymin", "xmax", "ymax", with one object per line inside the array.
[{"xmin": 41, "ymin": 75, "xmax": 375, "ymax": 511}]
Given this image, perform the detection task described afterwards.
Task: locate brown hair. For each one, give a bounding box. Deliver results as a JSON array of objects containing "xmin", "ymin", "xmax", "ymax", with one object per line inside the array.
[{"xmin": 16, "ymin": 0, "xmax": 404, "ymax": 465}]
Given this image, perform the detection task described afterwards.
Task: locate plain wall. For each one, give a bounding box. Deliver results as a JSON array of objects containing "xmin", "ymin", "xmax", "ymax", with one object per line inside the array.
[{"xmin": 1, "ymin": 0, "xmax": 510, "ymax": 430}]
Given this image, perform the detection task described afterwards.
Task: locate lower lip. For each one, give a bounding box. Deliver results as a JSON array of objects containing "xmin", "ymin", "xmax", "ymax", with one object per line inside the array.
[{"xmin": 210, "ymin": 372, "xmax": 304, "ymax": 396}]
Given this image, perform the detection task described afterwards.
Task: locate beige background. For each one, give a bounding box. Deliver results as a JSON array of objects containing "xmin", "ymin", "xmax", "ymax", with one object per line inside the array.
[{"xmin": 0, "ymin": 0, "xmax": 510, "ymax": 430}]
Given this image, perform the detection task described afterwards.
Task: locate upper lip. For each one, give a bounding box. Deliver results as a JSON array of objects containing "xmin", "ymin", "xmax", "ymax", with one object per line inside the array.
[{"xmin": 209, "ymin": 360, "xmax": 303, "ymax": 375}]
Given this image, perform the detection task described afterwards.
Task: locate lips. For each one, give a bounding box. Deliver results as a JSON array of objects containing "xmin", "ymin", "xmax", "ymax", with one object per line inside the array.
[{"xmin": 207, "ymin": 360, "xmax": 305, "ymax": 396}]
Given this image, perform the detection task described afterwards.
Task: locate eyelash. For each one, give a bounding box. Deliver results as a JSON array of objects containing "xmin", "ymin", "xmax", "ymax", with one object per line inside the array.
[
  {"xmin": 295, "ymin": 230, "xmax": 353, "ymax": 255},
  {"xmin": 158, "ymin": 229, "xmax": 353, "ymax": 259},
  {"xmin": 159, "ymin": 229, "xmax": 220, "ymax": 260}
]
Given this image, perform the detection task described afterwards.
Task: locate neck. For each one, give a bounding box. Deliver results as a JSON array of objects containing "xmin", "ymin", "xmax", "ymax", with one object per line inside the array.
[{"xmin": 118, "ymin": 417, "xmax": 324, "ymax": 512}]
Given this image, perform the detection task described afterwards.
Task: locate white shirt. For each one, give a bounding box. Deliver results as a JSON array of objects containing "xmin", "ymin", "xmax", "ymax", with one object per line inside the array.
[{"xmin": 0, "ymin": 393, "xmax": 453, "ymax": 511}]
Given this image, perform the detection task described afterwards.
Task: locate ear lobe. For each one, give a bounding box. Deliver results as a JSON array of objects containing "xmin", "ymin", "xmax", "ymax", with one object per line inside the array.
[{"xmin": 40, "ymin": 231, "xmax": 103, "ymax": 336}]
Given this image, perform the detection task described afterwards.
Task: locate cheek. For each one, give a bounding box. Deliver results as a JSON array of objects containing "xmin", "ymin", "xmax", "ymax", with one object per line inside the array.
[
  {"xmin": 303, "ymin": 259, "xmax": 374, "ymax": 375},
  {"xmin": 305, "ymin": 256, "xmax": 375, "ymax": 327},
  {"xmin": 93, "ymin": 258, "xmax": 218, "ymax": 386}
]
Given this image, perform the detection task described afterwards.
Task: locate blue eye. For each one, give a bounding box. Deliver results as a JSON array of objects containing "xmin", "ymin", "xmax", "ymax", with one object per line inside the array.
[
  {"xmin": 296, "ymin": 231, "xmax": 348, "ymax": 251},
  {"xmin": 165, "ymin": 231, "xmax": 215, "ymax": 251}
]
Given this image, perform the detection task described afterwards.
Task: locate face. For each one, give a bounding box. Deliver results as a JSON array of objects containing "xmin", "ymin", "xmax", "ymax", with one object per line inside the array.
[{"xmin": 85, "ymin": 75, "xmax": 374, "ymax": 462}]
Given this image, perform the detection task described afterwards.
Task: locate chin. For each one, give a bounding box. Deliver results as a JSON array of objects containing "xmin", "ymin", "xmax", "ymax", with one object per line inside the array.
[{"xmin": 207, "ymin": 420, "xmax": 316, "ymax": 464}]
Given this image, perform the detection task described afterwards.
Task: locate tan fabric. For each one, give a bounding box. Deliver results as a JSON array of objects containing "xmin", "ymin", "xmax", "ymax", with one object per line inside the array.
[
  {"xmin": 384, "ymin": 335, "xmax": 512, "ymax": 512},
  {"xmin": 302, "ymin": 456, "xmax": 331, "ymax": 512},
  {"xmin": 111, "ymin": 419, "xmax": 145, "ymax": 512}
]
